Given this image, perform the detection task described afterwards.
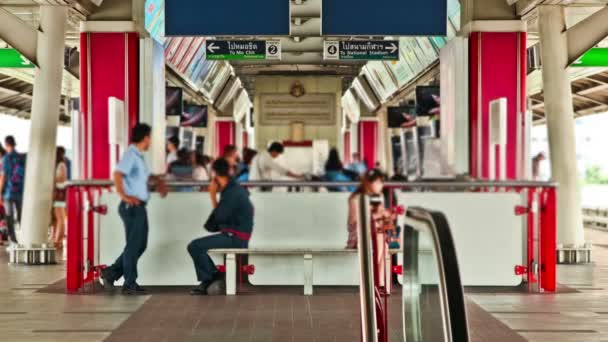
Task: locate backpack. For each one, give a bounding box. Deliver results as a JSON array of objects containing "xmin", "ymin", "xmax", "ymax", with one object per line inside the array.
[{"xmin": 8, "ymin": 153, "xmax": 25, "ymax": 197}]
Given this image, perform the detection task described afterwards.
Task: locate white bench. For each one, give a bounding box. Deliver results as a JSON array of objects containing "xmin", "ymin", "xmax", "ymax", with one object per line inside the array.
[{"xmin": 209, "ymin": 248, "xmax": 399, "ymax": 296}]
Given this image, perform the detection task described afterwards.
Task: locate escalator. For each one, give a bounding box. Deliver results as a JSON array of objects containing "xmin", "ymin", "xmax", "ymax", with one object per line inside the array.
[
  {"xmin": 357, "ymin": 195, "xmax": 469, "ymax": 342},
  {"xmin": 402, "ymin": 207, "xmax": 469, "ymax": 342}
]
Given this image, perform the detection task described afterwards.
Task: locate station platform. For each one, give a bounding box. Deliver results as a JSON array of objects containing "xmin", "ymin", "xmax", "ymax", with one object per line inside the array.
[{"xmin": 0, "ymin": 228, "xmax": 605, "ymax": 342}]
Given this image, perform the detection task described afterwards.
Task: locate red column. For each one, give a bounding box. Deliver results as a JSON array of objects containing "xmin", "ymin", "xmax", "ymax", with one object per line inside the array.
[
  {"xmin": 215, "ymin": 121, "xmax": 236, "ymax": 157},
  {"xmin": 469, "ymin": 31, "xmax": 527, "ymax": 180},
  {"xmin": 343, "ymin": 131, "xmax": 351, "ymax": 164},
  {"xmin": 358, "ymin": 121, "xmax": 378, "ymax": 170},
  {"xmin": 242, "ymin": 130, "xmax": 249, "ymax": 150},
  {"xmin": 80, "ymin": 32, "xmax": 139, "ymax": 179}
]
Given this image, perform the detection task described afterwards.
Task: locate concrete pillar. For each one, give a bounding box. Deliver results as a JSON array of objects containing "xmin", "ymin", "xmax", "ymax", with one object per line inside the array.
[
  {"xmin": 538, "ymin": 5, "xmax": 585, "ymax": 248},
  {"xmin": 20, "ymin": 6, "xmax": 67, "ymax": 248},
  {"xmin": 139, "ymin": 37, "xmax": 166, "ymax": 174}
]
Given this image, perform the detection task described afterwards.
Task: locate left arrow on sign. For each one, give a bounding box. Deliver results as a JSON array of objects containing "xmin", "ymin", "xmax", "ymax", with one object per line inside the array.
[
  {"xmin": 386, "ymin": 43, "xmax": 398, "ymax": 54},
  {"xmin": 207, "ymin": 42, "xmax": 220, "ymax": 53}
]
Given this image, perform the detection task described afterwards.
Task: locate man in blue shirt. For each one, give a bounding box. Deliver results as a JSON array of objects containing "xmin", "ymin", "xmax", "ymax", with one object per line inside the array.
[
  {"xmin": 188, "ymin": 158, "xmax": 254, "ymax": 295},
  {"xmin": 346, "ymin": 152, "xmax": 368, "ymax": 177},
  {"xmin": 0, "ymin": 136, "xmax": 25, "ymax": 245},
  {"xmin": 100, "ymin": 124, "xmax": 167, "ymax": 295}
]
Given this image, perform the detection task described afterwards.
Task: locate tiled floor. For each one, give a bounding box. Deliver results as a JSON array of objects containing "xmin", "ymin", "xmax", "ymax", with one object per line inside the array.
[{"xmin": 0, "ymin": 228, "xmax": 607, "ymax": 341}]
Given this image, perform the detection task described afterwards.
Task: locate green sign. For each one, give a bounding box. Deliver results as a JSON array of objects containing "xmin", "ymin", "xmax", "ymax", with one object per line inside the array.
[
  {"xmin": 205, "ymin": 40, "xmax": 281, "ymax": 61},
  {"xmin": 572, "ymin": 48, "xmax": 608, "ymax": 67},
  {"xmin": 0, "ymin": 49, "xmax": 34, "ymax": 68}
]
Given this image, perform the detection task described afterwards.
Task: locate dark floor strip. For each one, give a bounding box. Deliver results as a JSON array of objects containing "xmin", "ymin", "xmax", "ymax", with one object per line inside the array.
[
  {"xmin": 32, "ymin": 329, "xmax": 114, "ymax": 333},
  {"xmin": 573, "ymin": 287, "xmax": 604, "ymax": 290},
  {"xmin": 0, "ymin": 312, "xmax": 27, "ymax": 315},
  {"xmin": 490, "ymin": 311, "xmax": 561, "ymax": 314},
  {"xmin": 63, "ymin": 311, "xmax": 135, "ymax": 314},
  {"xmin": 516, "ymin": 329, "xmax": 597, "ymax": 333}
]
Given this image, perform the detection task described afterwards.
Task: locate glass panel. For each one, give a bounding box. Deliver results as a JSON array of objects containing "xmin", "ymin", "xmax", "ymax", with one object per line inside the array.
[{"xmin": 402, "ymin": 223, "xmax": 448, "ymax": 342}]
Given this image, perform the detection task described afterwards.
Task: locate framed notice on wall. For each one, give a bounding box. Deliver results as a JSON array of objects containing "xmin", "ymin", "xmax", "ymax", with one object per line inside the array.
[{"xmin": 259, "ymin": 93, "xmax": 336, "ymax": 126}]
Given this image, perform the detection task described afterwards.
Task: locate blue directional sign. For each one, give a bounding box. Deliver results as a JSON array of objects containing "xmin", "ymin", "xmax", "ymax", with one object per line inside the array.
[
  {"xmin": 322, "ymin": 0, "xmax": 447, "ymax": 36},
  {"xmin": 165, "ymin": 0, "xmax": 290, "ymax": 36}
]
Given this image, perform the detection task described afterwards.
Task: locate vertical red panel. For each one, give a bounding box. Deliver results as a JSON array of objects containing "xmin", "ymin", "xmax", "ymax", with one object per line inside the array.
[
  {"xmin": 469, "ymin": 31, "xmax": 526, "ymax": 180},
  {"xmin": 469, "ymin": 32, "xmax": 480, "ymax": 179},
  {"xmin": 215, "ymin": 121, "xmax": 236, "ymax": 157},
  {"xmin": 344, "ymin": 131, "xmax": 351, "ymax": 164},
  {"xmin": 81, "ymin": 32, "xmax": 139, "ymax": 179},
  {"xmin": 242, "ymin": 131, "xmax": 248, "ymax": 150},
  {"xmin": 89, "ymin": 33, "xmax": 124, "ymax": 179},
  {"xmin": 80, "ymin": 33, "xmax": 89, "ymax": 179},
  {"xmin": 541, "ymin": 188, "xmax": 557, "ymax": 292},
  {"xmin": 127, "ymin": 32, "xmax": 140, "ymax": 134},
  {"xmin": 66, "ymin": 188, "xmax": 82, "ymax": 292},
  {"xmin": 359, "ymin": 121, "xmax": 378, "ymax": 170}
]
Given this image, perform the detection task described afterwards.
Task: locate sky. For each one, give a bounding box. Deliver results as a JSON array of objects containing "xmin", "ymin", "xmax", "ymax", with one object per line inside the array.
[
  {"xmin": 531, "ymin": 112, "xmax": 608, "ymax": 180},
  {"xmin": 0, "ymin": 114, "xmax": 72, "ymax": 154}
]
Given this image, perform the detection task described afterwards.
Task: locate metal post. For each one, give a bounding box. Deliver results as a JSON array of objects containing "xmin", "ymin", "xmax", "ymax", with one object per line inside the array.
[
  {"xmin": 17, "ymin": 6, "xmax": 67, "ymax": 262},
  {"xmin": 358, "ymin": 194, "xmax": 378, "ymax": 342},
  {"xmin": 538, "ymin": 5, "xmax": 587, "ymax": 254}
]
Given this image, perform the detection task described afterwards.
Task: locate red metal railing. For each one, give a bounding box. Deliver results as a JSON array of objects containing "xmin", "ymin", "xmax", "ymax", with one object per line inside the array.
[
  {"xmin": 64, "ymin": 180, "xmax": 557, "ymax": 294},
  {"xmin": 66, "ymin": 185, "xmax": 110, "ymax": 293}
]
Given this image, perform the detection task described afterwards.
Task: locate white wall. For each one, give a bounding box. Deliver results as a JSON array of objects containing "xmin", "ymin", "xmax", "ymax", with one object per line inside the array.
[{"xmin": 253, "ymin": 76, "xmax": 343, "ymax": 150}]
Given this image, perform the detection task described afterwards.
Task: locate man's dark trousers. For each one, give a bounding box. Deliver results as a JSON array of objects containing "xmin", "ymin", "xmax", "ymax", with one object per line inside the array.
[
  {"xmin": 187, "ymin": 233, "xmax": 247, "ymax": 283},
  {"xmin": 105, "ymin": 203, "xmax": 149, "ymax": 287},
  {"xmin": 5, "ymin": 199, "xmax": 22, "ymax": 243}
]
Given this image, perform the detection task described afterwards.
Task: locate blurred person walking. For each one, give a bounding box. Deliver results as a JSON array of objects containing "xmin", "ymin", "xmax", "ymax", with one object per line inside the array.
[
  {"xmin": 51, "ymin": 147, "xmax": 68, "ymax": 248},
  {"xmin": 0, "ymin": 136, "xmax": 25, "ymax": 246}
]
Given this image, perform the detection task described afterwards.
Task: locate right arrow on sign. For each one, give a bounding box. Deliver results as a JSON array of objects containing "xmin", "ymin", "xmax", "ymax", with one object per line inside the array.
[{"xmin": 386, "ymin": 43, "xmax": 398, "ymax": 54}]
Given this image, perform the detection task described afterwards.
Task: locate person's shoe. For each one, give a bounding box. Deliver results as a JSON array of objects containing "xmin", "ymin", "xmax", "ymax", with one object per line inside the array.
[
  {"xmin": 205, "ymin": 279, "xmax": 225, "ymax": 296},
  {"xmin": 134, "ymin": 284, "xmax": 147, "ymax": 294},
  {"xmin": 99, "ymin": 268, "xmax": 116, "ymax": 291},
  {"xmin": 189, "ymin": 281, "xmax": 210, "ymax": 296},
  {"xmin": 122, "ymin": 284, "xmax": 147, "ymax": 295}
]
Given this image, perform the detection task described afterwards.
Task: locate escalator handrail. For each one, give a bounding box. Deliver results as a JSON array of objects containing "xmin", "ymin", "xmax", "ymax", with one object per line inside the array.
[{"xmin": 406, "ymin": 207, "xmax": 470, "ymax": 342}]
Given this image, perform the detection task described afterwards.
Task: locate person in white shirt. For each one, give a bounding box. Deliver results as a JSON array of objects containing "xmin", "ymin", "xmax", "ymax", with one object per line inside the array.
[
  {"xmin": 166, "ymin": 136, "xmax": 179, "ymax": 167},
  {"xmin": 192, "ymin": 153, "xmax": 210, "ymax": 181},
  {"xmin": 249, "ymin": 142, "xmax": 302, "ymax": 189}
]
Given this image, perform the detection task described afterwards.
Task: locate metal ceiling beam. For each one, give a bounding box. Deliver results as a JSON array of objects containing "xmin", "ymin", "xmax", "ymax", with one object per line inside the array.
[
  {"xmin": 0, "ymin": 7, "xmax": 38, "ymax": 66},
  {"xmin": 566, "ymin": 5, "xmax": 608, "ymax": 66},
  {"xmin": 572, "ymin": 93, "xmax": 607, "ymax": 107},
  {"xmin": 291, "ymin": 0, "xmax": 320, "ymax": 17},
  {"xmin": 516, "ymin": 0, "xmax": 545, "ymax": 17},
  {"xmin": 577, "ymin": 82, "xmax": 608, "ymax": 95}
]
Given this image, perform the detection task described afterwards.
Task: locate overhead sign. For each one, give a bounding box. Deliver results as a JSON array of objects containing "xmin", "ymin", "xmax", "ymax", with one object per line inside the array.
[
  {"xmin": 572, "ymin": 48, "xmax": 608, "ymax": 67},
  {"xmin": 206, "ymin": 41, "xmax": 281, "ymax": 61},
  {"xmin": 165, "ymin": 0, "xmax": 290, "ymax": 36},
  {"xmin": 0, "ymin": 49, "xmax": 33, "ymax": 68},
  {"xmin": 322, "ymin": 0, "xmax": 446, "ymax": 36},
  {"xmin": 324, "ymin": 41, "xmax": 399, "ymax": 61}
]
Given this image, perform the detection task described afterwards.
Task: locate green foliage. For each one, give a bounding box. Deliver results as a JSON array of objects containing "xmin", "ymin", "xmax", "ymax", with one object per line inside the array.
[{"xmin": 585, "ymin": 165, "xmax": 608, "ymax": 185}]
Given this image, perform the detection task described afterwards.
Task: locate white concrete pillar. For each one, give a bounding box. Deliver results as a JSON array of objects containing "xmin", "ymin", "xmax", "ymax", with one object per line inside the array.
[
  {"xmin": 20, "ymin": 6, "xmax": 67, "ymax": 248},
  {"xmin": 139, "ymin": 37, "xmax": 166, "ymax": 175},
  {"xmin": 538, "ymin": 5, "xmax": 585, "ymax": 247}
]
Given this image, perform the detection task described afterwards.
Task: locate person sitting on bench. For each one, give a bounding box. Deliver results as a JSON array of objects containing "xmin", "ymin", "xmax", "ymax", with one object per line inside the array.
[{"xmin": 187, "ymin": 158, "xmax": 254, "ymax": 295}]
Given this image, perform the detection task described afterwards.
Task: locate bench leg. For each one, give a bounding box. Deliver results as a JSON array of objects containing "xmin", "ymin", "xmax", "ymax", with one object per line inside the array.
[
  {"xmin": 226, "ymin": 253, "xmax": 237, "ymax": 296},
  {"xmin": 304, "ymin": 253, "xmax": 313, "ymax": 296}
]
